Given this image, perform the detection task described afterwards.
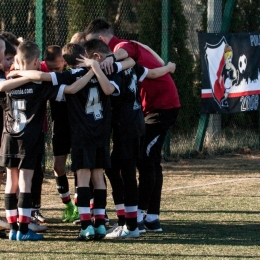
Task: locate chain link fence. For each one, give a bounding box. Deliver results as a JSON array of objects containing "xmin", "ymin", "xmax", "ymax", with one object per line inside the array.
[{"xmin": 0, "ymin": 0, "xmax": 259, "ymax": 171}]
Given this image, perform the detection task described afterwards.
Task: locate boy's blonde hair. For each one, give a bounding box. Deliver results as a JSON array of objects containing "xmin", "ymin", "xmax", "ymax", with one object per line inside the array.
[{"xmin": 17, "ymin": 40, "xmax": 40, "ymax": 63}]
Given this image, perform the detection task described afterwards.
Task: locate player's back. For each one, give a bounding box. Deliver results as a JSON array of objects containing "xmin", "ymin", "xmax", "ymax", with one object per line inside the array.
[
  {"xmin": 110, "ymin": 63, "xmax": 146, "ymax": 140},
  {"xmin": 0, "ymin": 81, "xmax": 61, "ymax": 157},
  {"xmin": 53, "ymin": 68, "xmax": 112, "ymax": 148}
]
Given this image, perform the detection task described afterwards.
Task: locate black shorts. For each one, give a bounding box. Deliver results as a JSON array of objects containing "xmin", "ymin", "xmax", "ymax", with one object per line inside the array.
[
  {"xmin": 52, "ymin": 133, "xmax": 71, "ymax": 156},
  {"xmin": 71, "ymin": 146, "xmax": 111, "ymax": 171},
  {"xmin": 0, "ymin": 153, "xmax": 38, "ymax": 170},
  {"xmin": 111, "ymin": 137, "xmax": 143, "ymax": 160}
]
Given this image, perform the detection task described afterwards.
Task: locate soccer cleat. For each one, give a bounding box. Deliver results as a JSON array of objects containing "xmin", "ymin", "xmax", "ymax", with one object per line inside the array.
[
  {"xmin": 9, "ymin": 230, "xmax": 17, "ymax": 240},
  {"xmin": 62, "ymin": 204, "xmax": 75, "ymax": 222},
  {"xmin": 68, "ymin": 206, "xmax": 79, "ymax": 223},
  {"xmin": 0, "ymin": 217, "xmax": 10, "ymax": 230},
  {"xmin": 105, "ymin": 225, "xmax": 124, "ymax": 238},
  {"xmin": 120, "ymin": 225, "xmax": 139, "ymax": 238},
  {"xmin": 144, "ymin": 219, "xmax": 162, "ymax": 232},
  {"xmin": 17, "ymin": 229, "xmax": 44, "ymax": 241},
  {"xmin": 137, "ymin": 220, "xmax": 146, "ymax": 233},
  {"xmin": 106, "ymin": 224, "xmax": 139, "ymax": 239},
  {"xmin": 31, "ymin": 210, "xmax": 48, "ymax": 223},
  {"xmin": 78, "ymin": 225, "xmax": 95, "ymax": 241},
  {"xmin": 94, "ymin": 225, "xmax": 106, "ymax": 240},
  {"xmin": 106, "ymin": 223, "xmax": 119, "ymax": 235},
  {"xmin": 28, "ymin": 219, "xmax": 48, "ymax": 233}
]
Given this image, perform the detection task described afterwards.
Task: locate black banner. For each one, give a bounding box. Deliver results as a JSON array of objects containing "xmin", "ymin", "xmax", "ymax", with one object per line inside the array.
[{"xmin": 198, "ymin": 31, "xmax": 260, "ymax": 114}]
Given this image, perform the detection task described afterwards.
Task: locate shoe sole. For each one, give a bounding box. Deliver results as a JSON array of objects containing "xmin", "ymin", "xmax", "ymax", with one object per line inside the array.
[
  {"xmin": 145, "ymin": 228, "xmax": 163, "ymax": 232},
  {"xmin": 94, "ymin": 234, "xmax": 106, "ymax": 240},
  {"xmin": 78, "ymin": 234, "xmax": 95, "ymax": 241}
]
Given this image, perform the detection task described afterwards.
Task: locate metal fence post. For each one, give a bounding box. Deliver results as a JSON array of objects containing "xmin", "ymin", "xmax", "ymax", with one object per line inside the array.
[
  {"xmin": 35, "ymin": 0, "xmax": 46, "ymax": 171},
  {"xmin": 162, "ymin": 0, "xmax": 171, "ymax": 158},
  {"xmin": 35, "ymin": 0, "xmax": 46, "ymax": 61}
]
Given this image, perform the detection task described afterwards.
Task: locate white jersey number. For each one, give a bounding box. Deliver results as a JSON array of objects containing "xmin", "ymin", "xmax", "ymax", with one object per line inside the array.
[
  {"xmin": 85, "ymin": 87, "xmax": 103, "ymax": 120},
  {"xmin": 11, "ymin": 100, "xmax": 27, "ymax": 133}
]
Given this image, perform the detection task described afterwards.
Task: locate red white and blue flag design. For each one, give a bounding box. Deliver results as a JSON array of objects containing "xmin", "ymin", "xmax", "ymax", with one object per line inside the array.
[{"xmin": 198, "ymin": 31, "xmax": 260, "ymax": 114}]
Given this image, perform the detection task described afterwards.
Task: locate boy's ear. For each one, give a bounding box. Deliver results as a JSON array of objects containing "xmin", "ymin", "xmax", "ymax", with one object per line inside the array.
[
  {"xmin": 14, "ymin": 55, "xmax": 20, "ymax": 70},
  {"xmin": 99, "ymin": 35, "xmax": 107, "ymax": 43},
  {"xmin": 92, "ymin": 52, "xmax": 101, "ymax": 61}
]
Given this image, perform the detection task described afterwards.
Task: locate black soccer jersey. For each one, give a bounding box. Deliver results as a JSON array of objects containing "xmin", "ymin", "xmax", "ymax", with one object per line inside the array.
[
  {"xmin": 110, "ymin": 62, "xmax": 148, "ymax": 140},
  {"xmin": 52, "ymin": 67, "xmax": 120, "ymax": 148},
  {"xmin": 0, "ymin": 81, "xmax": 65, "ymax": 158}
]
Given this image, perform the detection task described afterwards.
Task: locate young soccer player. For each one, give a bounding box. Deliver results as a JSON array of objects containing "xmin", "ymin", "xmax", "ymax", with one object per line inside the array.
[
  {"xmin": 40, "ymin": 45, "xmax": 79, "ymax": 224},
  {"xmin": 1, "ymin": 40, "xmax": 94, "ymax": 241},
  {"xmin": 0, "ymin": 35, "xmax": 6, "ymax": 238},
  {"xmin": 85, "ymin": 18, "xmax": 180, "ymax": 232},
  {"xmin": 80, "ymin": 39, "xmax": 176, "ymax": 238},
  {"xmin": 7, "ymin": 42, "xmax": 135, "ymax": 241}
]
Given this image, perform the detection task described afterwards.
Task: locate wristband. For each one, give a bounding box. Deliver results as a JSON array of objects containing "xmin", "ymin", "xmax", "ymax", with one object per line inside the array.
[{"xmin": 106, "ymin": 53, "xmax": 116, "ymax": 62}]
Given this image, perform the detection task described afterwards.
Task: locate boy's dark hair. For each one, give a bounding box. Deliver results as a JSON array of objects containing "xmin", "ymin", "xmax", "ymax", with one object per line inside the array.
[
  {"xmin": 83, "ymin": 39, "xmax": 111, "ymax": 58},
  {"xmin": 62, "ymin": 43, "xmax": 85, "ymax": 67},
  {"xmin": 4, "ymin": 40, "xmax": 16, "ymax": 56},
  {"xmin": 17, "ymin": 41, "xmax": 40, "ymax": 62},
  {"xmin": 84, "ymin": 17, "xmax": 114, "ymax": 36},
  {"xmin": 44, "ymin": 45, "xmax": 62, "ymax": 61},
  {"xmin": 0, "ymin": 32, "xmax": 20, "ymax": 47}
]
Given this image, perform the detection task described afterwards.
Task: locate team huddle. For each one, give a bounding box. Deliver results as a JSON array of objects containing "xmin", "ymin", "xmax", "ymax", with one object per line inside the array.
[{"xmin": 0, "ymin": 18, "xmax": 180, "ymax": 241}]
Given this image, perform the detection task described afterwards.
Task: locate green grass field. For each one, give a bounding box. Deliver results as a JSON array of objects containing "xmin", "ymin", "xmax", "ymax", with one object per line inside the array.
[{"xmin": 0, "ymin": 152, "xmax": 260, "ymax": 259}]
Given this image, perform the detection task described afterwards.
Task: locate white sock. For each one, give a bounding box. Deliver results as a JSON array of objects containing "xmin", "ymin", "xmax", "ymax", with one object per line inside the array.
[
  {"xmin": 137, "ymin": 209, "xmax": 145, "ymax": 222},
  {"xmin": 145, "ymin": 214, "xmax": 158, "ymax": 222}
]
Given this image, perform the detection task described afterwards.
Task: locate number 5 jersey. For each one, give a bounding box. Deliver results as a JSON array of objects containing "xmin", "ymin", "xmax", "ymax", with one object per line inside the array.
[{"xmin": 0, "ymin": 81, "xmax": 65, "ymax": 163}]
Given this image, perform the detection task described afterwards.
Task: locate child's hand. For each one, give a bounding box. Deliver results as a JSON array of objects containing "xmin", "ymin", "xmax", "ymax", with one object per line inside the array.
[
  {"xmin": 167, "ymin": 62, "xmax": 176, "ymax": 73},
  {"xmin": 76, "ymin": 54, "xmax": 95, "ymax": 68},
  {"xmin": 6, "ymin": 70, "xmax": 20, "ymax": 79}
]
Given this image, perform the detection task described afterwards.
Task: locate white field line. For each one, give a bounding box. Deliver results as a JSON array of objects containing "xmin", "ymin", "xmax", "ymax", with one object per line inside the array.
[
  {"xmin": 162, "ymin": 176, "xmax": 260, "ymax": 191},
  {"xmin": 42, "ymin": 176, "xmax": 260, "ymax": 209}
]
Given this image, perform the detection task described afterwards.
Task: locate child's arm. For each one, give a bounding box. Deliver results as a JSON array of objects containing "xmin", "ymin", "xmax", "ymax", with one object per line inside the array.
[
  {"xmin": 77, "ymin": 55, "xmax": 115, "ymax": 95},
  {"xmin": 146, "ymin": 62, "xmax": 176, "ymax": 79},
  {"xmin": 63, "ymin": 69, "xmax": 95, "ymax": 94},
  {"xmin": 0, "ymin": 77, "xmax": 31, "ymax": 91},
  {"xmin": 118, "ymin": 57, "xmax": 135, "ymax": 70},
  {"xmin": 7, "ymin": 70, "xmax": 52, "ymax": 81},
  {"xmin": 131, "ymin": 40, "xmax": 165, "ymax": 66}
]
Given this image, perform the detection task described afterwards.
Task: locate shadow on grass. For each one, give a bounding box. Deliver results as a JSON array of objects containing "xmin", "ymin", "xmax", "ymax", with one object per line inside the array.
[{"xmin": 34, "ymin": 219, "xmax": 260, "ymax": 247}]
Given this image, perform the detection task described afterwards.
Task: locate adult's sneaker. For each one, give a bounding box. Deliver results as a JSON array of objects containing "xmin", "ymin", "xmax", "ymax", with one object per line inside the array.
[
  {"xmin": 68, "ymin": 206, "xmax": 79, "ymax": 223},
  {"xmin": 17, "ymin": 229, "xmax": 44, "ymax": 241},
  {"xmin": 94, "ymin": 225, "xmax": 106, "ymax": 240},
  {"xmin": 144, "ymin": 219, "xmax": 162, "ymax": 232},
  {"xmin": 78, "ymin": 225, "xmax": 95, "ymax": 241},
  {"xmin": 9, "ymin": 229, "xmax": 17, "ymax": 240},
  {"xmin": 0, "ymin": 217, "xmax": 9, "ymax": 230},
  {"xmin": 62, "ymin": 204, "xmax": 75, "ymax": 222},
  {"xmin": 137, "ymin": 220, "xmax": 146, "ymax": 233},
  {"xmin": 105, "ymin": 225, "xmax": 123, "ymax": 239},
  {"xmin": 28, "ymin": 219, "xmax": 48, "ymax": 233},
  {"xmin": 120, "ymin": 225, "xmax": 139, "ymax": 238},
  {"xmin": 32, "ymin": 210, "xmax": 48, "ymax": 223}
]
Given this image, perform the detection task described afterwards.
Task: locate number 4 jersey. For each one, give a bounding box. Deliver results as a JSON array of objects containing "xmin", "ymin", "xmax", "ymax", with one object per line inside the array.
[
  {"xmin": 51, "ymin": 67, "xmax": 120, "ymax": 149},
  {"xmin": 0, "ymin": 81, "xmax": 65, "ymax": 159}
]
